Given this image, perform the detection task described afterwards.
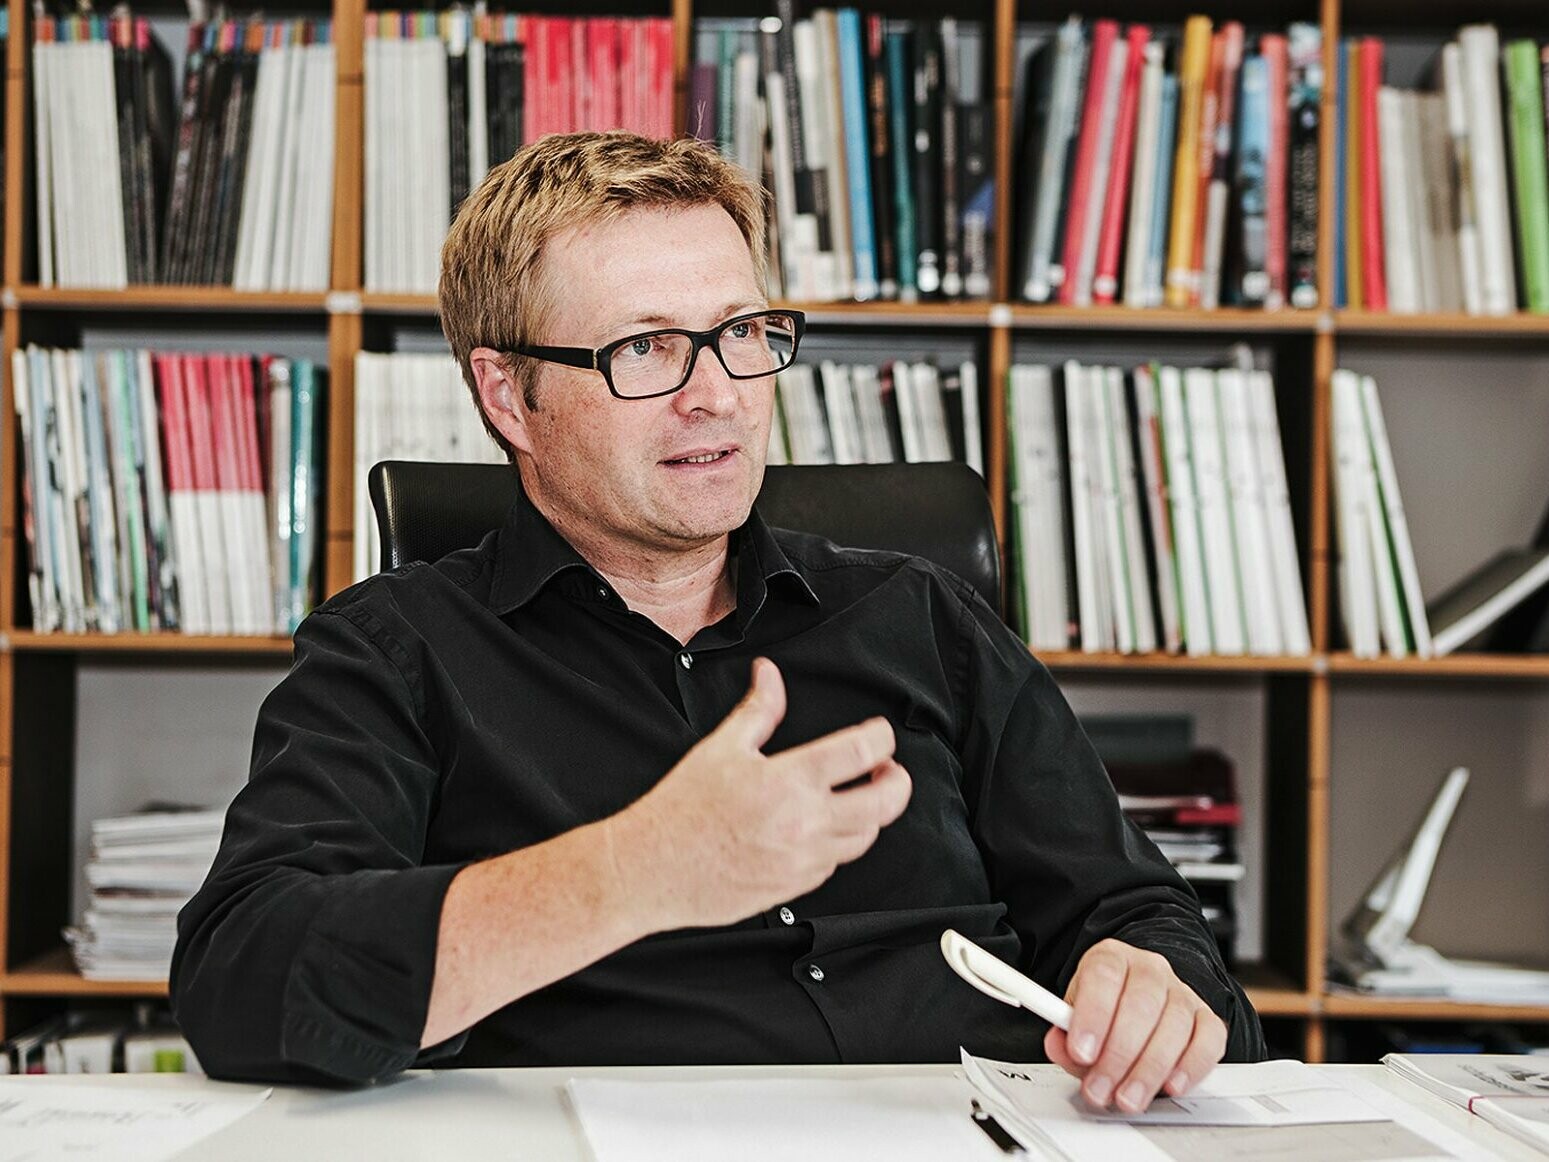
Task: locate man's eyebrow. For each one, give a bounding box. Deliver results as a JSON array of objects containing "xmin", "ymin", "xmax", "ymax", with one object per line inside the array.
[{"xmin": 606, "ymin": 302, "xmax": 771, "ymax": 334}]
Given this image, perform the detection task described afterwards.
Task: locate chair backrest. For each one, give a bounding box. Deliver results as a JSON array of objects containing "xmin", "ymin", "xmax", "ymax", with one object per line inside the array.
[{"xmin": 368, "ymin": 460, "xmax": 1001, "ymax": 613}]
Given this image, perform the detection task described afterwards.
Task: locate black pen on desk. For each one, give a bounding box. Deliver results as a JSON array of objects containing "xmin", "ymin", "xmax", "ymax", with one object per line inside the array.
[{"xmin": 970, "ymin": 1098, "xmax": 1024, "ymax": 1155}]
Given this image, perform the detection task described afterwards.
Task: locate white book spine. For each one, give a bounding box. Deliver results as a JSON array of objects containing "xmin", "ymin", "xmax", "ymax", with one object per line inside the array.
[
  {"xmin": 819, "ymin": 363, "xmax": 864, "ymax": 464},
  {"xmin": 1158, "ymin": 366, "xmax": 1212, "ymax": 655},
  {"xmin": 1216, "ymin": 369, "xmax": 1281, "ymax": 654},
  {"xmin": 1092, "ymin": 367, "xmax": 1135, "ymax": 652},
  {"xmin": 958, "ymin": 362, "xmax": 984, "ymax": 477},
  {"xmin": 1248, "ymin": 370, "xmax": 1310, "ymax": 655},
  {"xmin": 1439, "ymin": 44, "xmax": 1483, "ymax": 316},
  {"xmin": 1459, "ymin": 25, "xmax": 1516, "ymax": 316},
  {"xmin": 1331, "ymin": 370, "xmax": 1381, "ymax": 657},
  {"xmin": 1063, "ymin": 362, "xmax": 1101, "ymax": 651},
  {"xmin": 1122, "ymin": 45, "xmax": 1165, "ymax": 309},
  {"xmin": 1377, "ymin": 87, "xmax": 1420, "ymax": 314},
  {"xmin": 1184, "ymin": 367, "xmax": 1245, "ymax": 654},
  {"xmin": 32, "ymin": 43, "xmax": 55, "ymax": 287},
  {"xmin": 1360, "ymin": 373, "xmax": 1433, "ymax": 658}
]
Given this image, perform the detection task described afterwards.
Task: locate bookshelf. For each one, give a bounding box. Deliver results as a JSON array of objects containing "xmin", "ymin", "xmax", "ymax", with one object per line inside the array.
[{"xmin": 3, "ymin": 0, "xmax": 1549, "ymax": 1067}]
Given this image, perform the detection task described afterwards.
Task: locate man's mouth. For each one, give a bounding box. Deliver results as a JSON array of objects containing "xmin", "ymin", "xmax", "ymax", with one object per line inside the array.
[{"xmin": 663, "ymin": 449, "xmax": 734, "ymax": 465}]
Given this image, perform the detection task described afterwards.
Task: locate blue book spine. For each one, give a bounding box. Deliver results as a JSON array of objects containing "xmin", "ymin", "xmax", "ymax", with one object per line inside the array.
[
  {"xmin": 1233, "ymin": 54, "xmax": 1270, "ymax": 305},
  {"xmin": 885, "ymin": 29, "xmax": 917, "ymax": 297},
  {"xmin": 1334, "ymin": 39, "xmax": 1350, "ymax": 308},
  {"xmin": 289, "ymin": 360, "xmax": 317, "ymax": 631},
  {"xmin": 837, "ymin": 9, "xmax": 878, "ymax": 300},
  {"xmin": 1144, "ymin": 73, "xmax": 1179, "ymax": 305}
]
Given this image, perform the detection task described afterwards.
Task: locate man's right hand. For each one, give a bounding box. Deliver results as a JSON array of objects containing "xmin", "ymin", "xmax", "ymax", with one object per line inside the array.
[{"xmin": 608, "ymin": 657, "xmax": 912, "ymax": 931}]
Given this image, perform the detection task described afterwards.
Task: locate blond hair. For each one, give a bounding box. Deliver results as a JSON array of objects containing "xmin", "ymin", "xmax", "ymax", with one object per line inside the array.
[{"xmin": 439, "ymin": 132, "xmax": 768, "ymax": 457}]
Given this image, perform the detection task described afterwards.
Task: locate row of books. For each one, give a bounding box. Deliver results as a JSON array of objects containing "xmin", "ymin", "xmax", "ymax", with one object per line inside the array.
[
  {"xmin": 2, "ymin": 1006, "xmax": 199, "ymax": 1074},
  {"xmin": 1336, "ymin": 27, "xmax": 1549, "ymax": 315},
  {"xmin": 64, "ymin": 808, "xmax": 223, "ymax": 982},
  {"xmin": 1017, "ymin": 17, "xmax": 1321, "ymax": 310},
  {"xmin": 1330, "ymin": 370, "xmax": 1549, "ymax": 659},
  {"xmin": 1008, "ymin": 357, "xmax": 1310, "ymax": 656},
  {"xmin": 767, "ymin": 359, "xmax": 984, "ymax": 474},
  {"xmin": 13, "ymin": 347, "xmax": 326, "ymax": 637},
  {"xmin": 364, "ymin": 11, "xmax": 674, "ymax": 294},
  {"xmin": 694, "ymin": 12, "xmax": 993, "ymax": 303},
  {"xmin": 32, "ymin": 16, "xmax": 335, "ymax": 290},
  {"xmin": 352, "ymin": 353, "xmax": 506, "ymax": 582}
]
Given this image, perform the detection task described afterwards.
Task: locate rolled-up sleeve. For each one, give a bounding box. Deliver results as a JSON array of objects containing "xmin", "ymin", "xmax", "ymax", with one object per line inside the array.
[
  {"xmin": 954, "ymin": 588, "xmax": 1266, "ymax": 1062},
  {"xmin": 171, "ymin": 605, "xmax": 470, "ymax": 1084}
]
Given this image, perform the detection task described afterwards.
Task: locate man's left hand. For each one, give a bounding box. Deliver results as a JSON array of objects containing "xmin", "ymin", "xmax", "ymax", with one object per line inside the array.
[{"xmin": 1043, "ymin": 938, "xmax": 1228, "ymax": 1112}]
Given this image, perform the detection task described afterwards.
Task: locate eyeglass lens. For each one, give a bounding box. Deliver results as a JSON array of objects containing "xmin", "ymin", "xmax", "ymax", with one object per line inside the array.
[{"xmin": 610, "ymin": 312, "xmax": 799, "ymax": 397}]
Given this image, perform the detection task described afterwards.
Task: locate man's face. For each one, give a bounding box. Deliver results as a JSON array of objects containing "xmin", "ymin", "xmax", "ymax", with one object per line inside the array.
[{"xmin": 478, "ymin": 203, "xmax": 775, "ymax": 560}]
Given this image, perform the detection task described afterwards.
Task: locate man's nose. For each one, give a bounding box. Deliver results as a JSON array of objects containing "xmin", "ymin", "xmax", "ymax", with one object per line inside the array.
[{"xmin": 672, "ymin": 346, "xmax": 741, "ymax": 415}]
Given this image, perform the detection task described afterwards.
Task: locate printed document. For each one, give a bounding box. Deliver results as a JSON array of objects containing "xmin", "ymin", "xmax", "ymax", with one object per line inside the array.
[{"xmin": 0, "ymin": 1079, "xmax": 270, "ymax": 1162}]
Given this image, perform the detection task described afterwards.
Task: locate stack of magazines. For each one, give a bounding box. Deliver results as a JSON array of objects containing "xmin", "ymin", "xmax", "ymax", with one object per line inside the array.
[{"xmin": 65, "ymin": 808, "xmax": 224, "ymax": 981}]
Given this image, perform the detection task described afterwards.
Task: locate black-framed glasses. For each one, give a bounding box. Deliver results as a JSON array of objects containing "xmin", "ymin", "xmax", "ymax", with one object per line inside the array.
[{"xmin": 512, "ymin": 309, "xmax": 806, "ymax": 400}]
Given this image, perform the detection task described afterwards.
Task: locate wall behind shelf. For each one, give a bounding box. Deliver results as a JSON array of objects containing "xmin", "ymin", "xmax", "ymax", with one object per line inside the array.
[
  {"xmin": 1328, "ymin": 680, "xmax": 1549, "ymax": 967},
  {"xmin": 69, "ymin": 664, "xmax": 285, "ymax": 918},
  {"xmin": 1335, "ymin": 346, "xmax": 1549, "ymax": 602}
]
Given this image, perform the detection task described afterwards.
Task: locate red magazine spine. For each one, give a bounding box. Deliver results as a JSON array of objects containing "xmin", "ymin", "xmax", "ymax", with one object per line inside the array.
[
  {"xmin": 1188, "ymin": 30, "xmax": 1225, "ymax": 305},
  {"xmin": 1262, "ymin": 33, "xmax": 1289, "ymax": 308},
  {"xmin": 1093, "ymin": 25, "xmax": 1150, "ymax": 305},
  {"xmin": 1358, "ymin": 36, "xmax": 1387, "ymax": 310},
  {"xmin": 1057, "ymin": 19, "xmax": 1118, "ymax": 305}
]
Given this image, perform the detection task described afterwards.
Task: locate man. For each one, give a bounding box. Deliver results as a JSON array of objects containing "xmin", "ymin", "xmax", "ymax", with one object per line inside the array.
[{"xmin": 172, "ymin": 133, "xmax": 1263, "ymax": 1102}]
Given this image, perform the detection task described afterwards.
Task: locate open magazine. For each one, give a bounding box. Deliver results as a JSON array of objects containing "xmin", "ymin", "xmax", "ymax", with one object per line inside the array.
[{"xmin": 1385, "ymin": 1055, "xmax": 1549, "ymax": 1155}]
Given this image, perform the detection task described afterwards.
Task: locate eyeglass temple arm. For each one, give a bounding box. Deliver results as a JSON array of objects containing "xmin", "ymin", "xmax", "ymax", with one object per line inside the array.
[{"xmin": 515, "ymin": 344, "xmax": 599, "ymax": 371}]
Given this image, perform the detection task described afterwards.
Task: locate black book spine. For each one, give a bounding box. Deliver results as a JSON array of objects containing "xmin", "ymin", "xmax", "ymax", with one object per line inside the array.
[
  {"xmin": 142, "ymin": 27, "xmax": 177, "ymax": 274},
  {"xmin": 203, "ymin": 28, "xmax": 246, "ymax": 285},
  {"xmin": 447, "ymin": 25, "xmax": 471, "ymax": 216},
  {"xmin": 128, "ymin": 20, "xmax": 160, "ymax": 283},
  {"xmin": 936, "ymin": 19, "xmax": 961, "ymax": 298},
  {"xmin": 1052, "ymin": 366, "xmax": 1079, "ymax": 646},
  {"xmin": 1287, "ymin": 25, "xmax": 1321, "ymax": 308},
  {"xmin": 878, "ymin": 362, "xmax": 907, "ymax": 461},
  {"xmin": 774, "ymin": 0, "xmax": 829, "ymax": 259},
  {"xmin": 911, "ymin": 22, "xmax": 942, "ymax": 297},
  {"xmin": 219, "ymin": 28, "xmax": 261, "ymax": 285},
  {"xmin": 161, "ymin": 24, "xmax": 207, "ymax": 282},
  {"xmin": 112, "ymin": 18, "xmax": 143, "ymax": 282},
  {"xmin": 864, "ymin": 14, "xmax": 897, "ymax": 299},
  {"xmin": 508, "ymin": 41, "xmax": 527, "ymax": 157},
  {"xmin": 180, "ymin": 29, "xmax": 228, "ymax": 283},
  {"xmin": 1124, "ymin": 372, "xmax": 1167, "ymax": 647}
]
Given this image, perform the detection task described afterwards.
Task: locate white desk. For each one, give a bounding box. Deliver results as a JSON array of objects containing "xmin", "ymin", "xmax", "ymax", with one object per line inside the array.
[{"xmin": 8, "ymin": 1063, "xmax": 1541, "ymax": 1160}]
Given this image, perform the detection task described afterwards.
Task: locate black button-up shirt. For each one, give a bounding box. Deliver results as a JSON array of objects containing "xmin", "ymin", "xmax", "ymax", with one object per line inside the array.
[{"xmin": 171, "ymin": 494, "xmax": 1264, "ymax": 1084}]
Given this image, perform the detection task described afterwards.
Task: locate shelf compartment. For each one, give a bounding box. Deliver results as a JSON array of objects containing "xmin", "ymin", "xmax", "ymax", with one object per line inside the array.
[
  {"xmin": 10, "ymin": 286, "xmax": 330, "ymax": 313},
  {"xmin": 1327, "ymin": 652, "xmax": 1549, "ymax": 679},
  {"xmin": 1, "ymin": 948, "xmax": 166, "ymax": 998},
  {"xmin": 6, "ymin": 632, "xmax": 293, "ymax": 656},
  {"xmin": 1038, "ymin": 650, "xmax": 1316, "ymax": 674}
]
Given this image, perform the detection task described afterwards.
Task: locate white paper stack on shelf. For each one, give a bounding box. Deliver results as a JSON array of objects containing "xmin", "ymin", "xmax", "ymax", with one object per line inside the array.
[{"xmin": 65, "ymin": 808, "xmax": 225, "ymax": 981}]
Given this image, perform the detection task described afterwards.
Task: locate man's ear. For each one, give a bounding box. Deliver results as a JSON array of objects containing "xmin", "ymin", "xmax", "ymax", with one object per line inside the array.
[{"xmin": 469, "ymin": 348, "xmax": 535, "ymax": 456}]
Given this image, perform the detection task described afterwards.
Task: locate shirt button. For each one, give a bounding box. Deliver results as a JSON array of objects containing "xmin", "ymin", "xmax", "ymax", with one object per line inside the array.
[
  {"xmin": 807, "ymin": 964, "xmax": 825, "ymax": 982},
  {"xmin": 779, "ymin": 907, "xmax": 795, "ymax": 925},
  {"xmin": 679, "ymin": 652, "xmax": 694, "ymax": 670},
  {"xmin": 596, "ymin": 586, "xmax": 609, "ymax": 600}
]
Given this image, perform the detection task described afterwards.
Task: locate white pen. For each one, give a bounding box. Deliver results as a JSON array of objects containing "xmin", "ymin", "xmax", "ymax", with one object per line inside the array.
[{"xmin": 940, "ymin": 929, "xmax": 1074, "ymax": 1030}]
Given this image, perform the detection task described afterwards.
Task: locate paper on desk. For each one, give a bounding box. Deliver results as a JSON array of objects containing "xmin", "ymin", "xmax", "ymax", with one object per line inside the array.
[
  {"xmin": 567, "ymin": 1074, "xmax": 1007, "ymax": 1162},
  {"xmin": 0, "ymin": 1079, "xmax": 270, "ymax": 1162},
  {"xmin": 961, "ymin": 1052, "xmax": 1502, "ymax": 1161}
]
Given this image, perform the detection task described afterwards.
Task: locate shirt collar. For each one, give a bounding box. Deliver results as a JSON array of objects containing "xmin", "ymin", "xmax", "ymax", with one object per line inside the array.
[{"xmin": 489, "ymin": 488, "xmax": 819, "ymax": 617}]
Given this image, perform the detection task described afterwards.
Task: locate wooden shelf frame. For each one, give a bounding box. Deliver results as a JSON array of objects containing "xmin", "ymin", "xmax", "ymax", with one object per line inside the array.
[{"xmin": 0, "ymin": 0, "xmax": 1544, "ymax": 1066}]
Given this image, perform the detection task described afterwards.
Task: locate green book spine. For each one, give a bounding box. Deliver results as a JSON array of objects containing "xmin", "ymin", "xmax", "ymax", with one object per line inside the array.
[{"xmin": 1505, "ymin": 40, "xmax": 1549, "ymax": 312}]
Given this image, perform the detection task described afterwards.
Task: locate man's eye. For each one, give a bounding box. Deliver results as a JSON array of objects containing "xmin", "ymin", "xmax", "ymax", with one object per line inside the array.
[
  {"xmin": 627, "ymin": 338, "xmax": 655, "ymax": 358},
  {"xmin": 727, "ymin": 321, "xmax": 757, "ymax": 341}
]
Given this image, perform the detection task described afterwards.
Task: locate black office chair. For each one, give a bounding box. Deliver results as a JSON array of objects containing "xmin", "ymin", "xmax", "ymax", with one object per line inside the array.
[{"xmin": 368, "ymin": 460, "xmax": 1002, "ymax": 614}]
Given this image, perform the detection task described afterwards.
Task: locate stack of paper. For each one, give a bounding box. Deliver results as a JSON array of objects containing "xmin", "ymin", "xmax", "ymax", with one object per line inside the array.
[
  {"xmin": 1385, "ymin": 1054, "xmax": 1549, "ymax": 1155},
  {"xmin": 64, "ymin": 809, "xmax": 224, "ymax": 980}
]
